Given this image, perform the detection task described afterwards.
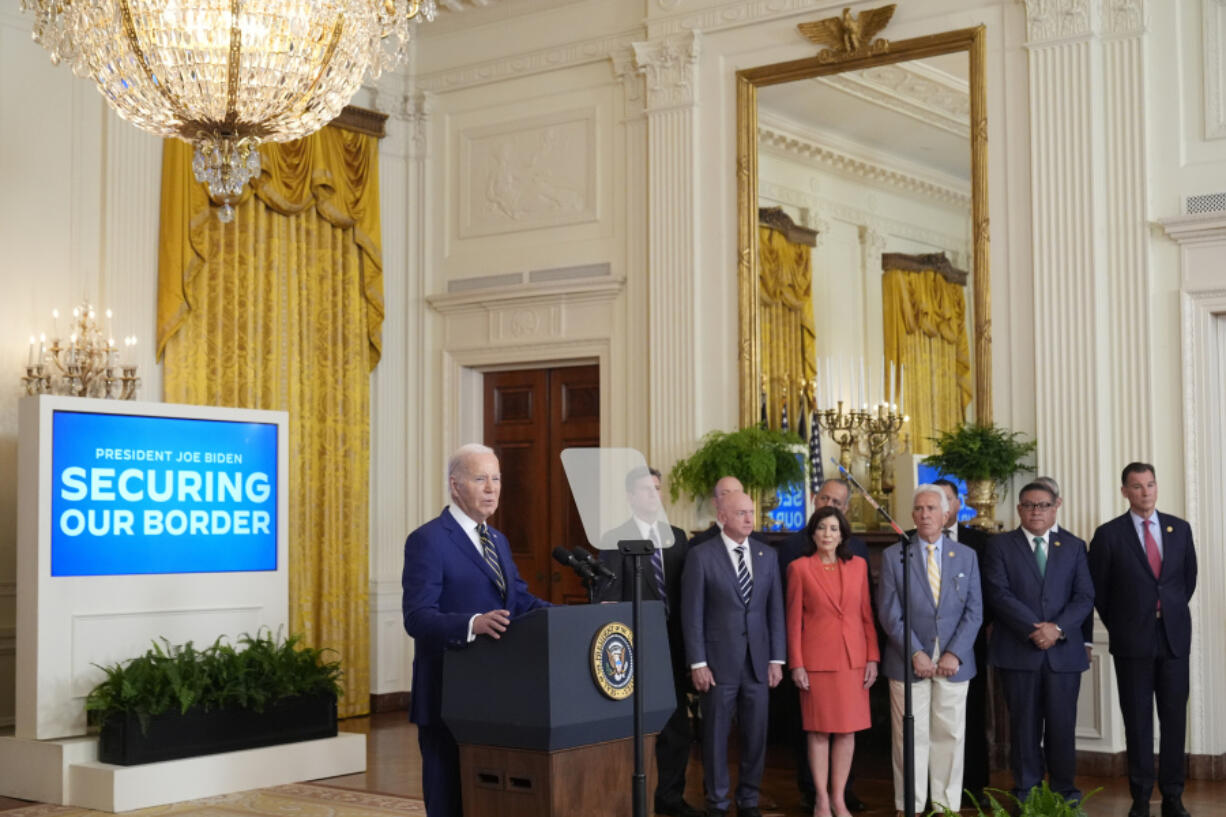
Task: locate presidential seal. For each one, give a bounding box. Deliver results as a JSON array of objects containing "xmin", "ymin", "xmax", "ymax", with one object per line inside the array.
[{"xmin": 591, "ymin": 621, "xmax": 635, "ymax": 700}]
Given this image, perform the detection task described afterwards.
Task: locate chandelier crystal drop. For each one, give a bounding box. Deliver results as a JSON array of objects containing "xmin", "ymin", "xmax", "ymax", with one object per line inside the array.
[{"xmin": 21, "ymin": 0, "xmax": 438, "ymax": 217}]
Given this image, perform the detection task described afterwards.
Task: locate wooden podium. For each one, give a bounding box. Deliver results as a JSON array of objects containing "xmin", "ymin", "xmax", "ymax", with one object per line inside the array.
[{"xmin": 443, "ymin": 602, "xmax": 674, "ymax": 817}]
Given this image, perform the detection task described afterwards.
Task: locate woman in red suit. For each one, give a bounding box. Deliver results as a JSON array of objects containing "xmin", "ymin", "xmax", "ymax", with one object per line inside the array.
[{"xmin": 787, "ymin": 506, "xmax": 879, "ymax": 817}]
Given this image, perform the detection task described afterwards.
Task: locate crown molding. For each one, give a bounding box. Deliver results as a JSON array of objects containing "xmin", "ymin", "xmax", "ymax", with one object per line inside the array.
[
  {"xmin": 758, "ymin": 115, "xmax": 971, "ymax": 208},
  {"xmin": 427, "ymin": 277, "xmax": 624, "ymax": 314},
  {"xmin": 414, "ymin": 28, "xmax": 643, "ymax": 93},
  {"xmin": 816, "ymin": 61, "xmax": 969, "ymax": 139}
]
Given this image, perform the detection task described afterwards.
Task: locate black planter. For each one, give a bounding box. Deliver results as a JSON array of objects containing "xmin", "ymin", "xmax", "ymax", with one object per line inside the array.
[{"xmin": 98, "ymin": 693, "xmax": 338, "ymax": 766}]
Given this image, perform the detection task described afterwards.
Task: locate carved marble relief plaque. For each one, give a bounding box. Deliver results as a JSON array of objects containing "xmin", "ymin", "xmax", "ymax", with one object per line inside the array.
[{"xmin": 460, "ymin": 109, "xmax": 598, "ymax": 238}]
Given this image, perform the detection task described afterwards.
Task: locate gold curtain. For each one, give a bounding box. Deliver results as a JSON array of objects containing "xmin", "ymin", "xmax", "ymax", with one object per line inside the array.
[
  {"xmin": 759, "ymin": 225, "xmax": 816, "ymax": 429},
  {"xmin": 156, "ymin": 126, "xmax": 382, "ymax": 718},
  {"xmin": 881, "ymin": 267, "xmax": 972, "ymax": 455}
]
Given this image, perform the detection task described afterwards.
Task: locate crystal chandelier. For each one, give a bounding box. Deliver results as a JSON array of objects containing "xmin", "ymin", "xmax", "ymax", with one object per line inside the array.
[
  {"xmin": 22, "ymin": 303, "xmax": 142, "ymax": 400},
  {"xmin": 21, "ymin": 0, "xmax": 438, "ymax": 221}
]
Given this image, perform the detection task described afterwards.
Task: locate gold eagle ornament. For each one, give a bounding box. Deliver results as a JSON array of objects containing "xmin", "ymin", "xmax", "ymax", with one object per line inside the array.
[{"xmin": 798, "ymin": 4, "xmax": 897, "ymax": 62}]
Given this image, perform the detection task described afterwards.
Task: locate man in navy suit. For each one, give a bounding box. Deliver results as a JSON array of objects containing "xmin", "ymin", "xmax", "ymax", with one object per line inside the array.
[
  {"xmin": 596, "ymin": 466, "xmax": 702, "ymax": 817},
  {"xmin": 878, "ymin": 484, "xmax": 983, "ymax": 816},
  {"xmin": 776, "ymin": 478, "xmax": 869, "ymax": 813},
  {"xmin": 402, "ymin": 443, "xmax": 551, "ymax": 817},
  {"xmin": 983, "ymin": 481, "xmax": 1094, "ymax": 802},
  {"xmin": 681, "ymin": 490, "xmax": 786, "ymax": 817},
  {"xmin": 1089, "ymin": 463, "xmax": 1198, "ymax": 817}
]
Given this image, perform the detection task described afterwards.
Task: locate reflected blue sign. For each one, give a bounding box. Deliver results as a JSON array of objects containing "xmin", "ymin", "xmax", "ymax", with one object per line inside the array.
[
  {"xmin": 765, "ymin": 452, "xmax": 807, "ymax": 532},
  {"xmin": 916, "ymin": 464, "xmax": 978, "ymax": 523}
]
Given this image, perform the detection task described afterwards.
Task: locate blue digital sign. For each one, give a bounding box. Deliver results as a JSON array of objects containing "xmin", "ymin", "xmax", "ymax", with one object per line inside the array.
[{"xmin": 50, "ymin": 410, "xmax": 278, "ymax": 576}]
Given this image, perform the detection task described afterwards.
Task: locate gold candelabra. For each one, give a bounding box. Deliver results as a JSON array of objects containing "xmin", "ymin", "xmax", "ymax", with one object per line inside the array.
[
  {"xmin": 813, "ymin": 401, "xmax": 869, "ymax": 470},
  {"xmin": 22, "ymin": 302, "xmax": 140, "ymax": 399},
  {"xmin": 861, "ymin": 403, "xmax": 907, "ymax": 525}
]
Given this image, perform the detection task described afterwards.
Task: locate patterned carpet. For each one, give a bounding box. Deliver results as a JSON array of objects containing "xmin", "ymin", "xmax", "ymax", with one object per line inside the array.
[{"xmin": 0, "ymin": 784, "xmax": 425, "ymax": 817}]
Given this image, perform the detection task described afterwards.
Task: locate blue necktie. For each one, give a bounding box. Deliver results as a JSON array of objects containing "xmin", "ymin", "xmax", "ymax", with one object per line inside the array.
[{"xmin": 477, "ymin": 523, "xmax": 506, "ymax": 597}]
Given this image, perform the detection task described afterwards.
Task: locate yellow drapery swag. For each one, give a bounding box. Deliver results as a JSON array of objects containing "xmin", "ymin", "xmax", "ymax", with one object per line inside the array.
[
  {"xmin": 156, "ymin": 127, "xmax": 383, "ymax": 718},
  {"xmin": 881, "ymin": 268, "xmax": 972, "ymax": 455},
  {"xmin": 759, "ymin": 225, "xmax": 817, "ymax": 429}
]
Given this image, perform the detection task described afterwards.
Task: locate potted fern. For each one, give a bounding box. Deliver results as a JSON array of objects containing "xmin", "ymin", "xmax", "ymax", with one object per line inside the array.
[
  {"xmin": 668, "ymin": 427, "xmax": 805, "ymax": 524},
  {"xmin": 87, "ymin": 629, "xmax": 342, "ymax": 766},
  {"xmin": 930, "ymin": 782, "xmax": 1098, "ymax": 817},
  {"xmin": 922, "ymin": 422, "xmax": 1036, "ymax": 531}
]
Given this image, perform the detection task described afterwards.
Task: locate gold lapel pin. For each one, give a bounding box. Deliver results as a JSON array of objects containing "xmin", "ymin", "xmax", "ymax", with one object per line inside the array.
[
  {"xmin": 1166, "ymin": 526, "xmax": 1173, "ymax": 533},
  {"xmin": 948, "ymin": 550, "xmax": 954, "ymax": 558},
  {"xmin": 1054, "ymin": 540, "xmax": 1062, "ymax": 547}
]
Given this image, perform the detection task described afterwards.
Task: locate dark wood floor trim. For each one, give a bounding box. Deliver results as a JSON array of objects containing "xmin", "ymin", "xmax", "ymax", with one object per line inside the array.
[
  {"xmin": 370, "ymin": 692, "xmax": 411, "ymax": 714},
  {"xmin": 1079, "ymin": 751, "xmax": 1226, "ymax": 780}
]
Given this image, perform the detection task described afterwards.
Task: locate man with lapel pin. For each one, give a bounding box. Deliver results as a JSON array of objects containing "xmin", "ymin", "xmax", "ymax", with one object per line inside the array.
[
  {"xmin": 1034, "ymin": 476, "xmax": 1096, "ymax": 657},
  {"xmin": 402, "ymin": 443, "xmax": 551, "ymax": 817},
  {"xmin": 596, "ymin": 465, "xmax": 702, "ymax": 817},
  {"xmin": 878, "ymin": 484, "xmax": 983, "ymax": 817},
  {"xmin": 682, "ymin": 490, "xmax": 786, "ymax": 817},
  {"xmin": 1089, "ymin": 463, "xmax": 1198, "ymax": 817},
  {"xmin": 983, "ymin": 481, "xmax": 1094, "ymax": 802}
]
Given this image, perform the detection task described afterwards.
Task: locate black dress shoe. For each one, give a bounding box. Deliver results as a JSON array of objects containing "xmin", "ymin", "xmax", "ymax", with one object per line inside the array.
[
  {"xmin": 1129, "ymin": 800, "xmax": 1151, "ymax": 817},
  {"xmin": 844, "ymin": 790, "xmax": 867, "ymax": 812},
  {"xmin": 705, "ymin": 809, "xmax": 727, "ymax": 817},
  {"xmin": 1162, "ymin": 796, "xmax": 1191, "ymax": 817},
  {"xmin": 735, "ymin": 807, "xmax": 763, "ymax": 817},
  {"xmin": 655, "ymin": 801, "xmax": 705, "ymax": 817}
]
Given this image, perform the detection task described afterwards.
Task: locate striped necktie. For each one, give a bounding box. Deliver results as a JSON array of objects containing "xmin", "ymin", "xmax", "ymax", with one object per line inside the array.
[
  {"xmin": 648, "ymin": 527, "xmax": 667, "ymax": 606},
  {"xmin": 476, "ymin": 523, "xmax": 506, "ymax": 596},
  {"xmin": 926, "ymin": 543, "xmax": 941, "ymax": 606},
  {"xmin": 735, "ymin": 545, "xmax": 752, "ymax": 605}
]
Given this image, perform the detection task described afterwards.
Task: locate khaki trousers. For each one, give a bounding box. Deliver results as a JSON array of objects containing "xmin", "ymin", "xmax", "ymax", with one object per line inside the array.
[{"xmin": 888, "ymin": 676, "xmax": 969, "ymax": 813}]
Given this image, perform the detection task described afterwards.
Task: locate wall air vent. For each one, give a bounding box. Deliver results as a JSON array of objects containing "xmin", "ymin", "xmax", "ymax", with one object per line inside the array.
[{"xmin": 1185, "ymin": 193, "xmax": 1226, "ymax": 214}]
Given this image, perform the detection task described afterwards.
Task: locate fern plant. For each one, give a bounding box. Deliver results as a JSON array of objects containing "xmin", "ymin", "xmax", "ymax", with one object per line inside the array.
[
  {"xmin": 668, "ymin": 426, "xmax": 805, "ymax": 503},
  {"xmin": 922, "ymin": 422, "xmax": 1037, "ymax": 485},
  {"xmin": 928, "ymin": 782, "xmax": 1099, "ymax": 817},
  {"xmin": 85, "ymin": 628, "xmax": 343, "ymax": 734}
]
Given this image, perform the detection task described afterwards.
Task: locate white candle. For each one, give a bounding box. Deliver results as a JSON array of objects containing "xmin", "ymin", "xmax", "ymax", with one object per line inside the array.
[
  {"xmin": 825, "ymin": 358, "xmax": 833, "ymax": 407},
  {"xmin": 106, "ymin": 308, "xmax": 113, "ymax": 340},
  {"xmin": 899, "ymin": 364, "xmax": 905, "ymax": 413},
  {"xmin": 813, "ymin": 358, "xmax": 822, "ymax": 409},
  {"xmin": 39, "ymin": 333, "xmax": 47, "ymax": 364},
  {"xmin": 52, "ymin": 308, "xmax": 59, "ymax": 340},
  {"xmin": 888, "ymin": 360, "xmax": 895, "ymax": 406},
  {"xmin": 28, "ymin": 335, "xmax": 36, "ymax": 366},
  {"xmin": 860, "ymin": 357, "xmax": 867, "ymax": 407}
]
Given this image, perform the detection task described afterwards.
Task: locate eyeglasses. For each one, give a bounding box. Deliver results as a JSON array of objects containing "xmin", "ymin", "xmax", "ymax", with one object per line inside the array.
[{"xmin": 1019, "ymin": 501, "xmax": 1055, "ymax": 511}]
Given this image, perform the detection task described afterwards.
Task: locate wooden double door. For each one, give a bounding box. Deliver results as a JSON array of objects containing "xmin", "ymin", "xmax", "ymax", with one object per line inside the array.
[{"xmin": 483, "ymin": 364, "xmax": 598, "ymax": 605}]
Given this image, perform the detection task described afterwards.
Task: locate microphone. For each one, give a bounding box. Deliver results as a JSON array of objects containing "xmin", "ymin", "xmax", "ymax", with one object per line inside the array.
[
  {"xmin": 552, "ymin": 546, "xmax": 596, "ymax": 581},
  {"xmin": 571, "ymin": 546, "xmax": 616, "ymax": 580}
]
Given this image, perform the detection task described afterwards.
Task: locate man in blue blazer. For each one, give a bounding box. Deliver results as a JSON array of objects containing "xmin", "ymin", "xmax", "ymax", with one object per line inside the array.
[
  {"xmin": 402, "ymin": 443, "xmax": 551, "ymax": 817},
  {"xmin": 681, "ymin": 490, "xmax": 786, "ymax": 817},
  {"xmin": 1089, "ymin": 463, "xmax": 1198, "ymax": 817},
  {"xmin": 878, "ymin": 484, "xmax": 983, "ymax": 816},
  {"xmin": 983, "ymin": 481, "xmax": 1094, "ymax": 802}
]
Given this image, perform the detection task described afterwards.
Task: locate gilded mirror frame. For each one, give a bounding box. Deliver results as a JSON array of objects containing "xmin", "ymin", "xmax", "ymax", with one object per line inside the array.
[{"xmin": 736, "ymin": 24, "xmax": 991, "ymax": 428}]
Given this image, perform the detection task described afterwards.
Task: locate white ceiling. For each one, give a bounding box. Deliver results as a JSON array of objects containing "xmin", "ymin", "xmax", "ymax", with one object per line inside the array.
[{"xmin": 757, "ymin": 53, "xmax": 972, "ymax": 182}]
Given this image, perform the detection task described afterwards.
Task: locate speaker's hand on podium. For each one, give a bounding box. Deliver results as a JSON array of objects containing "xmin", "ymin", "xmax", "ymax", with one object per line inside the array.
[
  {"xmin": 690, "ymin": 666, "xmax": 715, "ymax": 693},
  {"xmin": 474, "ymin": 609, "xmax": 511, "ymax": 639}
]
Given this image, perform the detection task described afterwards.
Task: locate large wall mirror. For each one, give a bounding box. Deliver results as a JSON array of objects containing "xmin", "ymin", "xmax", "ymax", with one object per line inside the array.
[{"xmin": 736, "ymin": 17, "xmax": 992, "ymax": 450}]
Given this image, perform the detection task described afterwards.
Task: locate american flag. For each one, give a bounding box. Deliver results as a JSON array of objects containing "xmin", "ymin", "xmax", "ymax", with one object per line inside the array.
[{"xmin": 808, "ymin": 410, "xmax": 824, "ymax": 493}]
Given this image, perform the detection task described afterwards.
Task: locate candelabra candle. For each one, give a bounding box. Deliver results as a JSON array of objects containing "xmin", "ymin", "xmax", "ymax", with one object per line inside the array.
[{"xmin": 860, "ymin": 406, "xmax": 909, "ymax": 528}]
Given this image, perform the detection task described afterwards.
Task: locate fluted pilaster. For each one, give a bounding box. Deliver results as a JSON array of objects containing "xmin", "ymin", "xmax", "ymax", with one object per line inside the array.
[{"xmin": 632, "ymin": 32, "xmax": 701, "ymax": 473}]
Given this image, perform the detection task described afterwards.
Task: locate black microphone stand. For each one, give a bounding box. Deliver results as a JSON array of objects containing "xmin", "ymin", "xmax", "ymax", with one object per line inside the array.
[
  {"xmin": 617, "ymin": 537, "xmax": 653, "ymax": 817},
  {"xmin": 830, "ymin": 459, "xmax": 916, "ymax": 817}
]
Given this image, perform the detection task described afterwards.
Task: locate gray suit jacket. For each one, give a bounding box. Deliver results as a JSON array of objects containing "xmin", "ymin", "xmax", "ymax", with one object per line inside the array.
[
  {"xmin": 680, "ymin": 534, "xmax": 786, "ymax": 685},
  {"xmin": 877, "ymin": 535, "xmax": 983, "ymax": 682}
]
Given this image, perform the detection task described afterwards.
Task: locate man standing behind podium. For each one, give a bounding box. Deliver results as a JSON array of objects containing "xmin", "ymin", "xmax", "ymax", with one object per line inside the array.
[
  {"xmin": 682, "ymin": 490, "xmax": 786, "ymax": 817},
  {"xmin": 402, "ymin": 443, "xmax": 551, "ymax": 817},
  {"xmin": 597, "ymin": 466, "xmax": 702, "ymax": 817}
]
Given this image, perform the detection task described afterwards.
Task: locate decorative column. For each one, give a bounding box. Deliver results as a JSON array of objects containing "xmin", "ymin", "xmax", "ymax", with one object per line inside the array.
[
  {"xmin": 859, "ymin": 223, "xmax": 887, "ymax": 368},
  {"xmin": 1022, "ymin": 0, "xmax": 1150, "ymax": 756},
  {"xmin": 631, "ymin": 31, "xmax": 701, "ymax": 474}
]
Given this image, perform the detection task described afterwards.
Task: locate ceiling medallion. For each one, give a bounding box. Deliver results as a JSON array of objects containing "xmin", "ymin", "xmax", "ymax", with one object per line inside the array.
[{"xmin": 21, "ymin": 0, "xmax": 438, "ymax": 221}]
